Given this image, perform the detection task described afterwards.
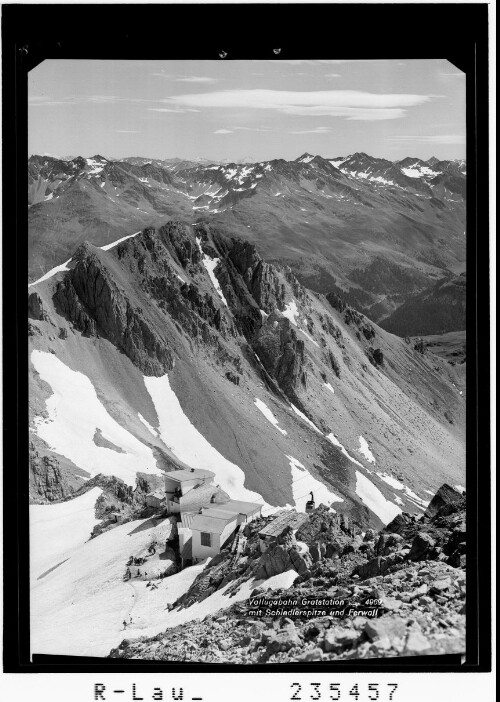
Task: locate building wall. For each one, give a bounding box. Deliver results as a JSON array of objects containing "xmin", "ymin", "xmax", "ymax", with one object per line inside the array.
[{"xmin": 192, "ymin": 530, "xmax": 222, "ymax": 561}]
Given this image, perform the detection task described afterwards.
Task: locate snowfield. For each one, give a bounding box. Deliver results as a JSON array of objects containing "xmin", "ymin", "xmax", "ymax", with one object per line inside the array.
[
  {"xmin": 30, "ymin": 515, "xmax": 209, "ymax": 658},
  {"xmin": 144, "ymin": 374, "xmax": 272, "ymax": 509},
  {"xmin": 287, "ymin": 455, "xmax": 343, "ymax": 512},
  {"xmin": 255, "ymin": 398, "xmax": 288, "ymax": 435},
  {"xmin": 324, "ymin": 382, "xmax": 335, "ymax": 394},
  {"xmin": 31, "ymin": 351, "xmax": 161, "ymax": 486},
  {"xmin": 355, "ymin": 471, "xmax": 402, "ymax": 525},
  {"xmin": 30, "ymin": 487, "xmax": 102, "ymax": 581}
]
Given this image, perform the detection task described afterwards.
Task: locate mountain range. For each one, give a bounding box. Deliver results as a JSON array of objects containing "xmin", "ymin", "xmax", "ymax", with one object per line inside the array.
[{"xmin": 28, "ymin": 152, "xmax": 466, "ymax": 337}]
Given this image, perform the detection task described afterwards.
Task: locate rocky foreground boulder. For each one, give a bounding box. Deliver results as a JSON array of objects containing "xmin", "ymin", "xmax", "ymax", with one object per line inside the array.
[{"xmin": 109, "ymin": 484, "xmax": 466, "ymax": 662}]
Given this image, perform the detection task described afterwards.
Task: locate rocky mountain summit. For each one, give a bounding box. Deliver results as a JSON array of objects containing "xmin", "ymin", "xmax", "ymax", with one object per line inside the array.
[{"xmin": 109, "ymin": 484, "xmax": 466, "ymax": 662}]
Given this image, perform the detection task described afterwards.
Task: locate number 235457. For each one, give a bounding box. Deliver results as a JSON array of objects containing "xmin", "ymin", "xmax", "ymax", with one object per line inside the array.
[{"xmin": 290, "ymin": 682, "xmax": 398, "ymax": 701}]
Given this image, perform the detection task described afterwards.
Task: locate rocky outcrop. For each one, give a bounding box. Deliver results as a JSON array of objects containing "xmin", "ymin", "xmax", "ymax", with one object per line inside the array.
[
  {"xmin": 54, "ymin": 242, "xmax": 174, "ymax": 375},
  {"xmin": 28, "ymin": 291, "xmax": 48, "ymax": 321},
  {"xmin": 425, "ymin": 483, "xmax": 463, "ymax": 517},
  {"xmin": 29, "ymin": 441, "xmax": 73, "ymax": 502},
  {"xmin": 252, "ymin": 314, "xmax": 306, "ymax": 400}
]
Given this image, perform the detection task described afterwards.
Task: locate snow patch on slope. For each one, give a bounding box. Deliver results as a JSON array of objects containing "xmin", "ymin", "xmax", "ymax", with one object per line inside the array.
[
  {"xmin": 355, "ymin": 471, "xmax": 402, "ymax": 525},
  {"xmin": 282, "ymin": 299, "xmax": 299, "ymax": 326},
  {"xmin": 255, "ymin": 398, "xmax": 288, "ymax": 435},
  {"xmin": 358, "ymin": 436, "xmax": 375, "ymax": 463},
  {"xmin": 30, "ymin": 351, "xmax": 161, "ymax": 486}
]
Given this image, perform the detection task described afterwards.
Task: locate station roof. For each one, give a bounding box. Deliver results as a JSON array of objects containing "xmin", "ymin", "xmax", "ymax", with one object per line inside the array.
[
  {"xmin": 164, "ymin": 468, "xmax": 215, "ymax": 483},
  {"xmin": 211, "ymin": 500, "xmax": 263, "ymax": 517}
]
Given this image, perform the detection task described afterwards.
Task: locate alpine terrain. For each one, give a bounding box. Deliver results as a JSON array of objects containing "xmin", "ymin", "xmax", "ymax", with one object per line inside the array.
[{"xmin": 28, "ymin": 216, "xmax": 466, "ymax": 660}]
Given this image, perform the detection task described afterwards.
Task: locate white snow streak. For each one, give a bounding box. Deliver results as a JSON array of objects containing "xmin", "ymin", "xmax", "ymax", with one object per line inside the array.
[
  {"xmin": 196, "ymin": 237, "xmax": 228, "ymax": 306},
  {"xmin": 100, "ymin": 231, "xmax": 141, "ymax": 251},
  {"xmin": 255, "ymin": 398, "xmax": 288, "ymax": 435},
  {"xmin": 324, "ymin": 382, "xmax": 335, "ymax": 394},
  {"xmin": 138, "ymin": 413, "xmax": 159, "ymax": 438},
  {"xmin": 290, "ymin": 404, "xmax": 322, "ymax": 434}
]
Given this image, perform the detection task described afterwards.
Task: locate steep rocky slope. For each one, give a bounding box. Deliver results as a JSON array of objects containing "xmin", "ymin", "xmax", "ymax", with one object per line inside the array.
[{"xmin": 28, "ymin": 221, "xmax": 465, "ymax": 528}]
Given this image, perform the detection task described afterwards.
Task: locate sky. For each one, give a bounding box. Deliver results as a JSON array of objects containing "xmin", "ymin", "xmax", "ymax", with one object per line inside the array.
[{"xmin": 28, "ymin": 59, "xmax": 466, "ymax": 162}]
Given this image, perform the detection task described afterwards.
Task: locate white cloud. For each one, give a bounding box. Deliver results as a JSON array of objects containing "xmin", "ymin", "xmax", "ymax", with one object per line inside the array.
[
  {"xmin": 388, "ymin": 134, "xmax": 465, "ymax": 145},
  {"xmin": 163, "ymin": 89, "xmax": 431, "ymax": 121},
  {"xmin": 175, "ymin": 76, "xmax": 218, "ymax": 83},
  {"xmin": 115, "ymin": 130, "xmax": 141, "ymax": 134},
  {"xmin": 148, "ymin": 107, "xmax": 200, "ymax": 113},
  {"xmin": 290, "ymin": 126, "xmax": 331, "ymax": 134},
  {"xmin": 214, "ymin": 128, "xmax": 233, "ymax": 134}
]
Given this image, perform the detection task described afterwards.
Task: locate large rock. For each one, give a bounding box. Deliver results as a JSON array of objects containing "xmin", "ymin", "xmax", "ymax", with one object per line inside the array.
[
  {"xmin": 384, "ymin": 512, "xmax": 415, "ymax": 535},
  {"xmin": 408, "ymin": 532, "xmax": 435, "ymax": 561},
  {"xmin": 425, "ymin": 484, "xmax": 463, "ymax": 518}
]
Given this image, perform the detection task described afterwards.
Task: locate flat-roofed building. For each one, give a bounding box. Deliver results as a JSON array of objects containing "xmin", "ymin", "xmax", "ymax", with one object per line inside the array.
[
  {"xmin": 190, "ymin": 509, "xmax": 239, "ymax": 561},
  {"xmin": 206, "ymin": 499, "xmax": 263, "ymax": 525}
]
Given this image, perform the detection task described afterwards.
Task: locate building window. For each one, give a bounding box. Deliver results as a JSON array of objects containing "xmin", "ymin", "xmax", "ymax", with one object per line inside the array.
[{"xmin": 200, "ymin": 532, "xmax": 212, "ymax": 547}]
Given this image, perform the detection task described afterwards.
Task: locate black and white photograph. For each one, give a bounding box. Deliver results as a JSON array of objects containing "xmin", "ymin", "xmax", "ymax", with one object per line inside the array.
[{"xmin": 25, "ymin": 55, "xmax": 470, "ymax": 664}]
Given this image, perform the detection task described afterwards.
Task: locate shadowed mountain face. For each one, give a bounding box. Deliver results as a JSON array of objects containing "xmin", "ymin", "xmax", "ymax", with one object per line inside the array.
[
  {"xmin": 29, "ymin": 222, "xmax": 465, "ymax": 528},
  {"xmin": 28, "ymin": 153, "xmax": 466, "ymax": 336}
]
